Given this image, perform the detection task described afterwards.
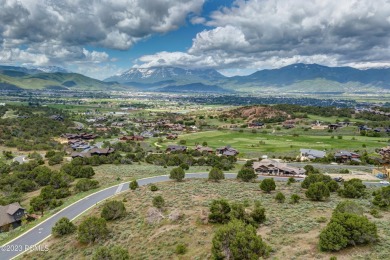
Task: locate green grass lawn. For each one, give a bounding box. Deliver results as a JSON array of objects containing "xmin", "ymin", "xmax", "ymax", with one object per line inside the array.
[{"xmin": 160, "ymin": 130, "xmax": 388, "ymax": 158}]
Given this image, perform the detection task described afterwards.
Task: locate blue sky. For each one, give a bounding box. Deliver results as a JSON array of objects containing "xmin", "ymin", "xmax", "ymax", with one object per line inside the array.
[{"xmin": 1, "ymin": 0, "xmax": 390, "ymax": 79}]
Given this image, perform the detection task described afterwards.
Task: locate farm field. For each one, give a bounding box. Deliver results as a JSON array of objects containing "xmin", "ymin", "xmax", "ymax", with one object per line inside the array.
[
  {"xmin": 24, "ymin": 179, "xmax": 390, "ymax": 260},
  {"xmin": 163, "ymin": 130, "xmax": 388, "ymax": 158}
]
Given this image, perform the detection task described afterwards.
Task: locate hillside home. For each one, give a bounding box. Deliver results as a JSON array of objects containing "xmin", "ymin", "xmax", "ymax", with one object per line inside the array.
[
  {"xmin": 166, "ymin": 145, "xmax": 187, "ymax": 153},
  {"xmin": 120, "ymin": 135, "xmax": 144, "ymax": 141},
  {"xmin": 248, "ymin": 122, "xmax": 264, "ymax": 128},
  {"xmin": 166, "ymin": 133, "xmax": 178, "ymax": 140},
  {"xmin": 194, "ymin": 145, "xmax": 214, "ymax": 154},
  {"xmin": 0, "ymin": 203, "xmax": 25, "ymax": 232},
  {"xmin": 334, "ymin": 151, "xmax": 361, "ymax": 163},
  {"xmin": 216, "ymin": 146, "xmax": 239, "ymax": 156},
  {"xmin": 300, "ymin": 149, "xmax": 326, "ymax": 161},
  {"xmin": 253, "ymin": 159, "xmax": 306, "ymax": 176}
]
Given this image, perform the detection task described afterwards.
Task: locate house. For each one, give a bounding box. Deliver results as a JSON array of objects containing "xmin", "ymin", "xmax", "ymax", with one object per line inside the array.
[
  {"xmin": 194, "ymin": 145, "xmax": 214, "ymax": 154},
  {"xmin": 89, "ymin": 148, "xmax": 115, "ymax": 156},
  {"xmin": 358, "ymin": 125, "xmax": 372, "ymax": 131},
  {"xmin": 0, "ymin": 203, "xmax": 25, "ymax": 232},
  {"xmin": 328, "ymin": 124, "xmax": 342, "ymax": 130},
  {"xmin": 166, "ymin": 145, "xmax": 187, "ymax": 153},
  {"xmin": 253, "ymin": 159, "xmax": 306, "ymax": 176},
  {"xmin": 70, "ymin": 152, "xmax": 92, "ymax": 158},
  {"xmin": 49, "ymin": 115, "xmax": 64, "ymax": 121},
  {"xmin": 334, "ymin": 151, "xmax": 361, "ymax": 163},
  {"xmin": 166, "ymin": 133, "xmax": 178, "ymax": 140},
  {"xmin": 120, "ymin": 135, "xmax": 144, "ymax": 141},
  {"xmin": 216, "ymin": 146, "xmax": 239, "ymax": 156},
  {"xmin": 379, "ymin": 146, "xmax": 390, "ymax": 160},
  {"xmin": 248, "ymin": 122, "xmax": 264, "ymax": 128},
  {"xmin": 300, "ymin": 149, "xmax": 326, "ymax": 161},
  {"xmin": 140, "ymin": 131, "xmax": 154, "ymax": 138}
]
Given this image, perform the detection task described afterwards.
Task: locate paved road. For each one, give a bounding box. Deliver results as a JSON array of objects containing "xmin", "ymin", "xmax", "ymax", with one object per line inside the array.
[
  {"xmin": 287, "ymin": 162, "xmax": 375, "ymax": 171},
  {"xmin": 0, "ymin": 173, "xmax": 386, "ymax": 259}
]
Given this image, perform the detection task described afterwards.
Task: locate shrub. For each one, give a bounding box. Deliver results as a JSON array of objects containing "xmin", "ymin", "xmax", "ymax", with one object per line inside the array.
[
  {"xmin": 237, "ymin": 167, "xmax": 257, "ymax": 182},
  {"xmin": 334, "ymin": 200, "xmax": 363, "ymax": 215},
  {"xmin": 208, "ymin": 167, "xmax": 225, "ymax": 182},
  {"xmin": 150, "ymin": 185, "xmax": 159, "ymax": 191},
  {"xmin": 209, "ymin": 199, "xmax": 231, "ymax": 224},
  {"xmin": 327, "ymin": 180, "xmax": 339, "ymax": 192},
  {"xmin": 170, "ymin": 167, "xmax": 185, "ymax": 182},
  {"xmin": 130, "ymin": 180, "xmax": 139, "ymax": 190},
  {"xmin": 338, "ymin": 178, "xmax": 366, "ymax": 198},
  {"xmin": 52, "ymin": 217, "xmax": 76, "ymax": 237},
  {"xmin": 319, "ymin": 212, "xmax": 378, "ymax": 251},
  {"xmin": 290, "ymin": 194, "xmax": 301, "ymax": 204},
  {"xmin": 260, "ymin": 178, "xmax": 276, "ymax": 193},
  {"xmin": 301, "ymin": 174, "xmax": 331, "ymax": 189},
  {"xmin": 75, "ymin": 178, "xmax": 99, "ymax": 192},
  {"xmin": 153, "ymin": 195, "xmax": 165, "ymax": 209},
  {"xmin": 92, "ymin": 246, "xmax": 130, "ymax": 260},
  {"xmin": 275, "ymin": 192, "xmax": 285, "ymax": 203},
  {"xmin": 304, "ymin": 165, "xmax": 320, "ymax": 174},
  {"xmin": 370, "ymin": 208, "xmax": 382, "ymax": 218},
  {"xmin": 319, "ymin": 222, "xmax": 348, "ymax": 251},
  {"xmin": 250, "ymin": 201, "xmax": 266, "ymax": 225},
  {"xmin": 179, "ymin": 163, "xmax": 189, "ymax": 170},
  {"xmin": 175, "ymin": 243, "xmax": 187, "ymax": 255},
  {"xmin": 372, "ymin": 186, "xmax": 390, "ymax": 208},
  {"xmin": 78, "ymin": 217, "xmax": 109, "ymax": 243},
  {"xmin": 230, "ymin": 202, "xmax": 246, "ymax": 221},
  {"xmin": 212, "ymin": 220, "xmax": 269, "ymax": 259},
  {"xmin": 101, "ymin": 200, "xmax": 126, "ymax": 221},
  {"xmin": 287, "ymin": 177, "xmax": 296, "ymax": 185},
  {"xmin": 306, "ymin": 182, "xmax": 330, "ymax": 201}
]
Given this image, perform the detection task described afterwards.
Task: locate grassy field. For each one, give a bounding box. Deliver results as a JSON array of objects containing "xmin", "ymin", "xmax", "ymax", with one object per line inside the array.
[
  {"xmin": 162, "ymin": 130, "xmax": 388, "ymax": 159},
  {"xmin": 23, "ymin": 179, "xmax": 390, "ymax": 260}
]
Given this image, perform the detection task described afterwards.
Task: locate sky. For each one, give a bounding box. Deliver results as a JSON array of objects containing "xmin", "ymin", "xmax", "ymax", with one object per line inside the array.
[{"xmin": 1, "ymin": 0, "xmax": 390, "ymax": 80}]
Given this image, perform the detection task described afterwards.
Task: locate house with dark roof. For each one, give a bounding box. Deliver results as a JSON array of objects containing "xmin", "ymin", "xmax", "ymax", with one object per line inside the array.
[
  {"xmin": 89, "ymin": 148, "xmax": 115, "ymax": 156},
  {"xmin": 120, "ymin": 135, "xmax": 144, "ymax": 141},
  {"xmin": 248, "ymin": 122, "xmax": 264, "ymax": 129},
  {"xmin": 166, "ymin": 145, "xmax": 187, "ymax": 153},
  {"xmin": 334, "ymin": 151, "xmax": 361, "ymax": 163},
  {"xmin": 328, "ymin": 124, "xmax": 342, "ymax": 130},
  {"xmin": 166, "ymin": 133, "xmax": 178, "ymax": 140},
  {"xmin": 253, "ymin": 159, "xmax": 306, "ymax": 176},
  {"xmin": 194, "ymin": 145, "xmax": 214, "ymax": 154},
  {"xmin": 300, "ymin": 149, "xmax": 326, "ymax": 161},
  {"xmin": 216, "ymin": 146, "xmax": 239, "ymax": 156},
  {"xmin": 0, "ymin": 203, "xmax": 25, "ymax": 232}
]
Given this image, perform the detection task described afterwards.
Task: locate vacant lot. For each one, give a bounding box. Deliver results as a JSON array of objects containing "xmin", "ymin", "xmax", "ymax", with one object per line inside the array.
[{"xmin": 25, "ymin": 179, "xmax": 390, "ymax": 260}]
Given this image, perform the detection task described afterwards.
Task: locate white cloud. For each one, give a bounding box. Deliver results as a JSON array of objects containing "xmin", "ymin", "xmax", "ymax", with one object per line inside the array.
[
  {"xmin": 136, "ymin": 0, "xmax": 390, "ymax": 72},
  {"xmin": 0, "ymin": 0, "xmax": 204, "ymax": 72},
  {"xmin": 0, "ymin": 47, "xmax": 49, "ymax": 65},
  {"xmin": 0, "ymin": 0, "xmax": 204, "ymax": 50}
]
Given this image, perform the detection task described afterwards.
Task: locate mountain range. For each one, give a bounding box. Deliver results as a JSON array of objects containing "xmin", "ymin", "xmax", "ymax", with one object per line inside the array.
[
  {"xmin": 107, "ymin": 63, "xmax": 390, "ymax": 93},
  {"xmin": 0, "ymin": 65, "xmax": 125, "ymax": 91},
  {"xmin": 1, "ymin": 63, "xmax": 390, "ymax": 93}
]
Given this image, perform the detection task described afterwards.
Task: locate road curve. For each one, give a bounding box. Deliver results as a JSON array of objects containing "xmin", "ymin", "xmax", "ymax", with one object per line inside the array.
[{"xmin": 0, "ymin": 173, "xmax": 385, "ymax": 259}]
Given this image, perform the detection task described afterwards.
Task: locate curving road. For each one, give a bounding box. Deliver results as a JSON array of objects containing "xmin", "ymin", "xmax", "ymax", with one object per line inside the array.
[{"xmin": 0, "ymin": 173, "xmax": 385, "ymax": 259}]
